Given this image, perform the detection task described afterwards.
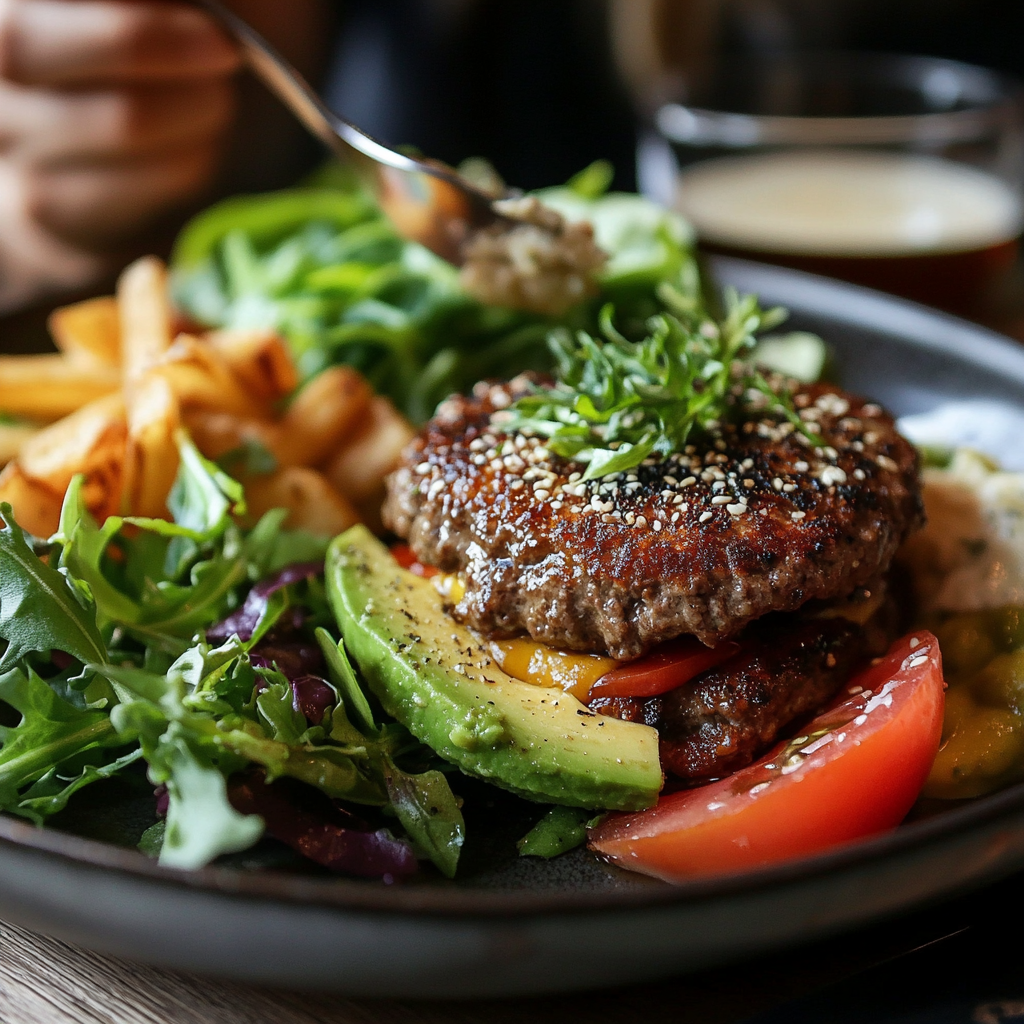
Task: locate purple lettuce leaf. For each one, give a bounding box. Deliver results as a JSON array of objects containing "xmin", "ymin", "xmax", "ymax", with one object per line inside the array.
[
  {"xmin": 207, "ymin": 561, "xmax": 324, "ymax": 643},
  {"xmin": 228, "ymin": 772, "xmax": 418, "ymax": 880}
]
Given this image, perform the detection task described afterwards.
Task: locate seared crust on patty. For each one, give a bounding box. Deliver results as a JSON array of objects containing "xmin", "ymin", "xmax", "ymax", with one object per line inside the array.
[{"xmin": 384, "ymin": 375, "xmax": 923, "ymax": 658}]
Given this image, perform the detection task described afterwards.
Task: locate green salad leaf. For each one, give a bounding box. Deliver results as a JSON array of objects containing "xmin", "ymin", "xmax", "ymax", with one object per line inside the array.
[
  {"xmin": 0, "ymin": 503, "xmax": 108, "ymax": 672},
  {"xmin": 171, "ymin": 162, "xmax": 702, "ymax": 424}
]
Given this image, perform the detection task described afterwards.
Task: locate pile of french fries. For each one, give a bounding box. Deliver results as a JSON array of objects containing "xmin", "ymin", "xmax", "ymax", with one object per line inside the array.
[{"xmin": 0, "ymin": 256, "xmax": 413, "ymax": 539}]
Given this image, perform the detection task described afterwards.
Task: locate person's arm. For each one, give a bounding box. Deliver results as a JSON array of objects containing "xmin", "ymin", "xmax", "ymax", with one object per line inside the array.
[{"xmin": 0, "ymin": 0, "xmax": 333, "ymax": 314}]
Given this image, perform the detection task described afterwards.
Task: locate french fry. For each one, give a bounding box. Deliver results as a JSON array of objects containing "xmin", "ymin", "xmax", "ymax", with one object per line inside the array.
[
  {"xmin": 244, "ymin": 466, "xmax": 359, "ymax": 537},
  {"xmin": 207, "ymin": 329, "xmax": 299, "ymax": 404},
  {"xmin": 18, "ymin": 394, "xmax": 127, "ymax": 513},
  {"xmin": 152, "ymin": 335, "xmax": 265, "ymax": 419},
  {"xmin": 278, "ymin": 366, "xmax": 373, "ymax": 468},
  {"xmin": 118, "ymin": 256, "xmax": 173, "ymax": 382},
  {"xmin": 324, "ymin": 395, "xmax": 414, "ymax": 504},
  {"xmin": 0, "ymin": 463, "xmax": 64, "ymax": 538},
  {"xmin": 124, "ymin": 374, "xmax": 181, "ymax": 518},
  {"xmin": 0, "ymin": 354, "xmax": 120, "ymax": 422},
  {"xmin": 48, "ymin": 296, "xmax": 122, "ymax": 368},
  {"xmin": 182, "ymin": 409, "xmax": 284, "ymax": 465},
  {"xmin": 0, "ymin": 423, "xmax": 41, "ymax": 466}
]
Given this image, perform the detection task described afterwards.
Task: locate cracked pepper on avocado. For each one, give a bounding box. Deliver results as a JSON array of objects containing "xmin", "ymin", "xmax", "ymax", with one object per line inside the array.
[{"xmin": 0, "ymin": 159, "xmax": 1007, "ymax": 883}]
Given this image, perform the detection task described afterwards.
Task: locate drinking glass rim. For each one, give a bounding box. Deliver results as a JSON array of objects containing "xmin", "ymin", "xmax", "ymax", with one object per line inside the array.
[{"xmin": 655, "ymin": 52, "xmax": 1024, "ymax": 149}]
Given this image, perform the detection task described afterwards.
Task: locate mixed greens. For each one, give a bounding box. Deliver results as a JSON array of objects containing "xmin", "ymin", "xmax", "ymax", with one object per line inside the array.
[
  {"xmin": 0, "ymin": 437, "xmax": 464, "ymax": 876},
  {"xmin": 171, "ymin": 162, "xmax": 706, "ymax": 425}
]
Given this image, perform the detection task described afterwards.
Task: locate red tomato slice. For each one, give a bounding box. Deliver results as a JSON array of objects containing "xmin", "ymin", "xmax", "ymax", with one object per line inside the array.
[
  {"xmin": 588, "ymin": 631, "xmax": 946, "ymax": 882},
  {"xmin": 390, "ymin": 544, "xmax": 439, "ymax": 578},
  {"xmin": 587, "ymin": 636, "xmax": 742, "ymax": 701}
]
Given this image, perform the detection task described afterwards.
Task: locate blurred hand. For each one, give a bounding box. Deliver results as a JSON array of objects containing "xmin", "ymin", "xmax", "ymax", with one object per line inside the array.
[{"xmin": 0, "ymin": 0, "xmax": 240, "ymax": 311}]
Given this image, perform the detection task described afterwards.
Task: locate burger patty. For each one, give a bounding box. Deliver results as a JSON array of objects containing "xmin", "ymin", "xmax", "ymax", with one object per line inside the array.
[
  {"xmin": 384, "ymin": 375, "xmax": 923, "ymax": 659},
  {"xmin": 590, "ymin": 617, "xmax": 870, "ymax": 781}
]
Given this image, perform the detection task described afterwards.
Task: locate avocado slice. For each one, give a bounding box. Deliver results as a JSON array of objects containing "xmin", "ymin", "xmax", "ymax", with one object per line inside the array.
[{"xmin": 326, "ymin": 526, "xmax": 663, "ymax": 811}]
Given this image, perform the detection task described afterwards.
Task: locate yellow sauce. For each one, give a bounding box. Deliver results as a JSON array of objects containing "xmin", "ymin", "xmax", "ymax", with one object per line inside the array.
[
  {"xmin": 436, "ymin": 573, "xmax": 619, "ymax": 700},
  {"xmin": 488, "ymin": 639, "xmax": 618, "ymax": 702}
]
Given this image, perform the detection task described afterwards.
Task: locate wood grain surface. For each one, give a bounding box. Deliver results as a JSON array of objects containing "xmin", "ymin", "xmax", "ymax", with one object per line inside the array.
[{"xmin": 0, "ymin": 916, "xmax": 885, "ymax": 1024}]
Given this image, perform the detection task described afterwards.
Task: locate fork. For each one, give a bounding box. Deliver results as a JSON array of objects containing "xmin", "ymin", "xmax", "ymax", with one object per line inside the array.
[{"xmin": 197, "ymin": 0, "xmax": 507, "ymax": 265}]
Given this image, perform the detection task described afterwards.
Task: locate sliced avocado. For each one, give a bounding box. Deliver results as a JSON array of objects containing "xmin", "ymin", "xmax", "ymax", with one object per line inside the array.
[{"xmin": 326, "ymin": 526, "xmax": 663, "ymax": 811}]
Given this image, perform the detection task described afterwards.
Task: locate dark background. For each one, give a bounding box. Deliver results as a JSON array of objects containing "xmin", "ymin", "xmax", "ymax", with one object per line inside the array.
[{"xmin": 320, "ymin": 0, "xmax": 1024, "ymax": 193}]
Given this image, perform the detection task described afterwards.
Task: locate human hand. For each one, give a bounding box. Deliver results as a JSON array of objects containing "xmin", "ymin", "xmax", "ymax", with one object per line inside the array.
[{"xmin": 0, "ymin": 0, "xmax": 240, "ymax": 311}]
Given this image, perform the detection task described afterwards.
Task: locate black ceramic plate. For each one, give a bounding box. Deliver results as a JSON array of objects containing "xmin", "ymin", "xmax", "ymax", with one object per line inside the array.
[{"xmin": 3, "ymin": 258, "xmax": 1024, "ymax": 999}]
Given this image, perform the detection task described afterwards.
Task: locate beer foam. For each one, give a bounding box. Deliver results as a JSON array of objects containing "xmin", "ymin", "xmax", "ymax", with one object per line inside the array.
[{"xmin": 676, "ymin": 151, "xmax": 1023, "ymax": 256}]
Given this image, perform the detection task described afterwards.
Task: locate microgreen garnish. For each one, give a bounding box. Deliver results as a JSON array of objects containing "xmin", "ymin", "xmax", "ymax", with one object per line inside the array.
[{"xmin": 499, "ymin": 290, "xmax": 818, "ymax": 480}]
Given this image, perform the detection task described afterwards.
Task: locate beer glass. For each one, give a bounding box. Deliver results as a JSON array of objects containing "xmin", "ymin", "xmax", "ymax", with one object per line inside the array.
[{"xmin": 639, "ymin": 53, "xmax": 1024, "ymax": 315}]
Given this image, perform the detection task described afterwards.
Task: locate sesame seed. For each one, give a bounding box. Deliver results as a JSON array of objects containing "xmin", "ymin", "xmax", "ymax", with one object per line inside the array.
[
  {"xmin": 711, "ymin": 495, "xmax": 731, "ymax": 505},
  {"xmin": 551, "ymin": 501, "xmax": 562, "ymax": 510},
  {"xmin": 535, "ymin": 489, "xmax": 550, "ymax": 500},
  {"xmin": 680, "ymin": 476, "xmax": 697, "ymax": 487},
  {"xmin": 652, "ymin": 520, "xmax": 662, "ymax": 532},
  {"xmin": 795, "ymin": 461, "xmax": 809, "ymax": 472},
  {"xmin": 782, "ymin": 483, "xmax": 797, "ymax": 493},
  {"xmin": 624, "ymin": 512, "xmax": 635, "ymax": 525},
  {"xmin": 699, "ymin": 511, "xmax": 713, "ymax": 523},
  {"xmin": 671, "ymin": 513, "xmax": 680, "ymax": 523},
  {"xmin": 791, "ymin": 511, "xmax": 806, "ymax": 520},
  {"xmin": 907, "ymin": 655, "xmax": 928, "ymax": 669},
  {"xmin": 743, "ymin": 479, "xmax": 754, "ymax": 488},
  {"xmin": 772, "ymin": 478, "xmax": 783, "ymax": 491},
  {"xmin": 416, "ymin": 462, "xmax": 431, "ymax": 475},
  {"xmin": 877, "ymin": 454, "xmax": 898, "ymax": 471},
  {"xmin": 635, "ymin": 515, "xmax": 648, "ymax": 528},
  {"xmin": 508, "ymin": 479, "xmax": 524, "ymax": 490},
  {"xmin": 819, "ymin": 466, "xmax": 847, "ymax": 486},
  {"xmin": 741, "ymin": 458, "xmax": 754, "ymax": 470},
  {"xmin": 909, "ymin": 636, "xmax": 920, "ymax": 648},
  {"xmin": 727, "ymin": 503, "xmax": 747, "ymax": 515},
  {"xmin": 853, "ymin": 468, "xmax": 866, "ymax": 481}
]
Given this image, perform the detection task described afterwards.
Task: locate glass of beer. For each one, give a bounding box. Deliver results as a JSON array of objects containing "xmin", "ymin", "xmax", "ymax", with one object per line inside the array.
[{"xmin": 639, "ymin": 53, "xmax": 1024, "ymax": 316}]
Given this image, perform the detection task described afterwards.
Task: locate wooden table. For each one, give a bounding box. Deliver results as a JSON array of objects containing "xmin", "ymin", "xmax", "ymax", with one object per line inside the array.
[{"xmin": 0, "ymin": 871, "xmax": 1014, "ymax": 1024}]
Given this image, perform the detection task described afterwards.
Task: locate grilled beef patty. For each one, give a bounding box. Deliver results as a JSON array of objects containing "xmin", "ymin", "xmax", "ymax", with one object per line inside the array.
[
  {"xmin": 384, "ymin": 375, "xmax": 923, "ymax": 659},
  {"xmin": 591, "ymin": 617, "xmax": 871, "ymax": 781}
]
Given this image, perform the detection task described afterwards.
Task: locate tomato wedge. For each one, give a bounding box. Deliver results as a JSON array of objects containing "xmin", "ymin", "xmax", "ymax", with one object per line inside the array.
[
  {"xmin": 587, "ymin": 636, "xmax": 741, "ymax": 701},
  {"xmin": 588, "ymin": 631, "xmax": 946, "ymax": 881},
  {"xmin": 389, "ymin": 544, "xmax": 438, "ymax": 578}
]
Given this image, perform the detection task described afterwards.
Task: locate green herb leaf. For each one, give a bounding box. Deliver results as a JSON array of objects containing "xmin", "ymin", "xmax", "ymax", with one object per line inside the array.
[
  {"xmin": 383, "ymin": 758, "xmax": 465, "ymax": 878},
  {"xmin": 500, "ymin": 292, "xmax": 813, "ymax": 479},
  {"xmin": 0, "ymin": 503, "xmax": 108, "ymax": 672},
  {"xmin": 315, "ymin": 627, "xmax": 377, "ymax": 736},
  {"xmin": 0, "ymin": 666, "xmax": 125, "ymax": 813}
]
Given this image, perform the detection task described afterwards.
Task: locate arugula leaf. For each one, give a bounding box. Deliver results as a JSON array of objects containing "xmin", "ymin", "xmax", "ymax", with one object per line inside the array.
[
  {"xmin": 16, "ymin": 748, "xmax": 143, "ymax": 823},
  {"xmin": 53, "ymin": 477, "xmax": 141, "ymax": 626},
  {"xmin": 0, "ymin": 503, "xmax": 107, "ymax": 672},
  {"xmin": 0, "ymin": 666, "xmax": 124, "ymax": 813},
  {"xmin": 383, "ymin": 758, "xmax": 465, "ymax": 879}
]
